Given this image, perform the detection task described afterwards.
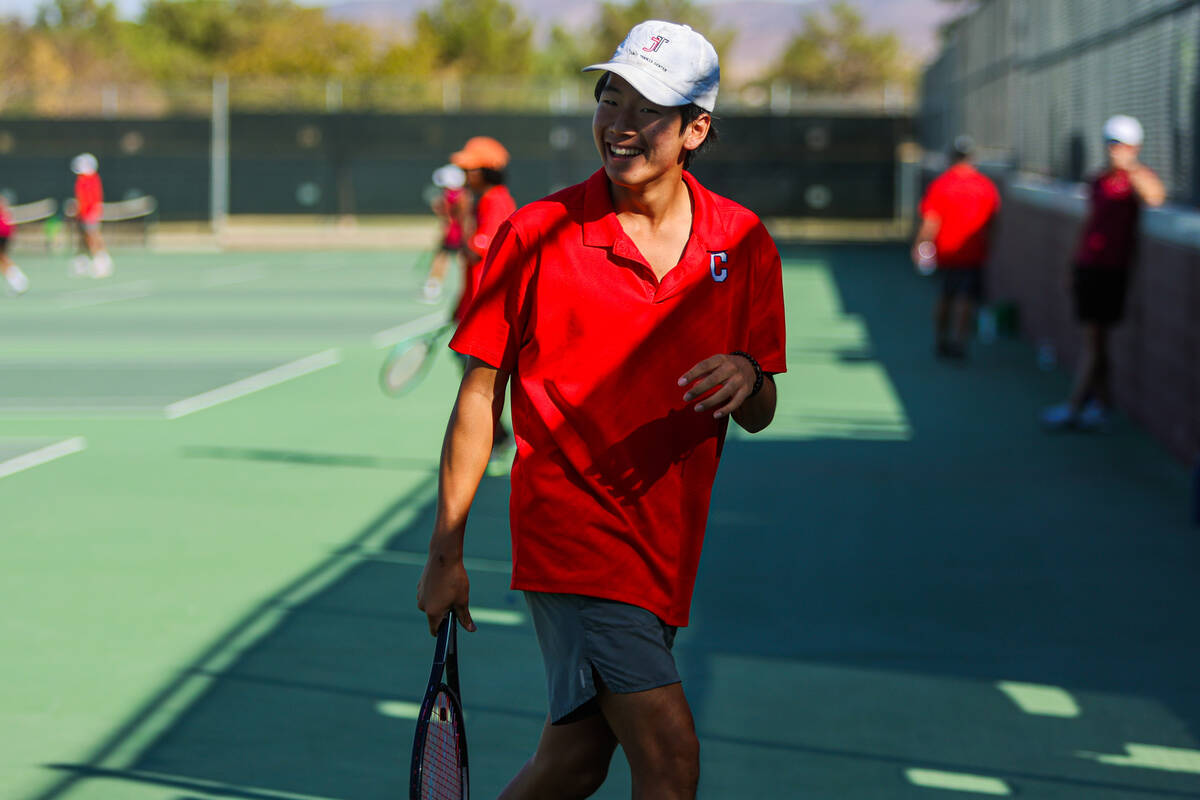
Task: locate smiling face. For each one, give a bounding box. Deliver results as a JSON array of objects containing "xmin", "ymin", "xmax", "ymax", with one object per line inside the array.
[{"xmin": 592, "ymin": 73, "xmax": 711, "ymax": 190}]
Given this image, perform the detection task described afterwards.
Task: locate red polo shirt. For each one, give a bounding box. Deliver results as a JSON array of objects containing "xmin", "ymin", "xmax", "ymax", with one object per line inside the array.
[
  {"xmin": 450, "ymin": 168, "xmax": 787, "ymax": 626},
  {"xmin": 918, "ymin": 164, "xmax": 1000, "ymax": 269},
  {"xmin": 75, "ymin": 173, "xmax": 104, "ymax": 224}
]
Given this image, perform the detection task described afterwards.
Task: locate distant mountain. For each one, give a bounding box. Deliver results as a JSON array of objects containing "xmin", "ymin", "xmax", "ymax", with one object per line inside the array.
[{"xmin": 325, "ymin": 0, "xmax": 962, "ymax": 81}]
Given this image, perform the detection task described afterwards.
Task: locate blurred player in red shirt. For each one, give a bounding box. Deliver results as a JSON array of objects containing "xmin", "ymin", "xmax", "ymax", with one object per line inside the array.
[
  {"xmin": 449, "ymin": 136, "xmax": 518, "ymax": 458},
  {"xmin": 449, "ymin": 136, "xmax": 517, "ymax": 322},
  {"xmin": 71, "ymin": 153, "xmax": 113, "ymax": 278},
  {"xmin": 913, "ymin": 136, "xmax": 1001, "ymax": 359},
  {"xmin": 1041, "ymin": 115, "xmax": 1165, "ymax": 431},
  {"xmin": 421, "ymin": 164, "xmax": 469, "ymax": 303},
  {"xmin": 417, "ymin": 21, "xmax": 786, "ymax": 799},
  {"xmin": 0, "ymin": 196, "xmax": 30, "ymax": 295}
]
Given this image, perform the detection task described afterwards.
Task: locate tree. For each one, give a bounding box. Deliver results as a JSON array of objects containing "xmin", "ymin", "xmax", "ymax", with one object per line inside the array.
[
  {"xmin": 770, "ymin": 1, "xmax": 911, "ymax": 94},
  {"xmin": 411, "ymin": 0, "xmax": 535, "ymax": 77}
]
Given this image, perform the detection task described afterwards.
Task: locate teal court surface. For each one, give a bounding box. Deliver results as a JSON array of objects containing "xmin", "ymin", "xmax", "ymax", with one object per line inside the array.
[{"xmin": 1, "ymin": 242, "xmax": 1197, "ymax": 799}]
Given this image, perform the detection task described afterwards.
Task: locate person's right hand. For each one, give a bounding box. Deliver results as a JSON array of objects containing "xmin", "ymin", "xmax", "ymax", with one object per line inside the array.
[{"xmin": 416, "ymin": 550, "xmax": 476, "ymax": 635}]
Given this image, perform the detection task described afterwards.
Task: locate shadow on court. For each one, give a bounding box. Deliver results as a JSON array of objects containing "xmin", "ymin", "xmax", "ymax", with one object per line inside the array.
[{"xmin": 32, "ymin": 244, "xmax": 1200, "ymax": 800}]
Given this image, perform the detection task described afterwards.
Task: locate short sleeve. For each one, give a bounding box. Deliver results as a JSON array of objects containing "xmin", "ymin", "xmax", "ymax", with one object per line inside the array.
[
  {"xmin": 748, "ymin": 223, "xmax": 787, "ymax": 375},
  {"xmin": 449, "ymin": 220, "xmax": 534, "ymax": 372}
]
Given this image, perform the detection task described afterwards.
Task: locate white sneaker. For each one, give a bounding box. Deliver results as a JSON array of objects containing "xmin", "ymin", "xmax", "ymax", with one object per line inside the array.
[
  {"xmin": 91, "ymin": 251, "xmax": 113, "ymax": 278},
  {"xmin": 71, "ymin": 254, "xmax": 92, "ymax": 277},
  {"xmin": 1040, "ymin": 403, "xmax": 1076, "ymax": 430},
  {"xmin": 4, "ymin": 265, "xmax": 29, "ymax": 295}
]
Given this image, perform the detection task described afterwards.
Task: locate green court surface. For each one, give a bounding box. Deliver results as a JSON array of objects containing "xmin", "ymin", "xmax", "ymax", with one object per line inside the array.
[{"xmin": 1, "ymin": 244, "xmax": 1197, "ymax": 800}]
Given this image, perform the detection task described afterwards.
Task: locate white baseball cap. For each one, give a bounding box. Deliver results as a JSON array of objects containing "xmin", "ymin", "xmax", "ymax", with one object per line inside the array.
[
  {"xmin": 1103, "ymin": 115, "xmax": 1144, "ymax": 146},
  {"xmin": 583, "ymin": 20, "xmax": 720, "ymax": 112},
  {"xmin": 432, "ymin": 164, "xmax": 466, "ymax": 190},
  {"xmin": 71, "ymin": 153, "xmax": 98, "ymax": 175}
]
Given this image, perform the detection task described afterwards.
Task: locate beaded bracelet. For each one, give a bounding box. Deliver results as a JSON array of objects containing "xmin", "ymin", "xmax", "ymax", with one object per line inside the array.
[{"xmin": 730, "ymin": 350, "xmax": 764, "ymax": 398}]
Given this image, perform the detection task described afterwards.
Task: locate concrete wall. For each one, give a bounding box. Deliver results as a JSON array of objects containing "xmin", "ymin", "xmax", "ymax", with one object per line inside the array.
[{"xmin": 988, "ymin": 180, "xmax": 1200, "ymax": 463}]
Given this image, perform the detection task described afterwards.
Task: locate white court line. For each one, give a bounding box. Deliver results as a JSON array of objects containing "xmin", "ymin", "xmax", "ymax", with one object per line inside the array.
[
  {"xmin": 164, "ymin": 349, "xmax": 341, "ymax": 419},
  {"xmin": 372, "ymin": 311, "xmax": 449, "ymax": 348},
  {"xmin": 377, "ymin": 700, "xmax": 423, "ymax": 720},
  {"xmin": 58, "ymin": 280, "xmax": 153, "ymax": 309},
  {"xmin": 467, "ymin": 607, "xmax": 525, "ymax": 626},
  {"xmin": 905, "ymin": 769, "xmax": 1011, "ymax": 795},
  {"xmin": 0, "ymin": 437, "xmax": 86, "ymax": 480},
  {"xmin": 205, "ymin": 263, "xmax": 267, "ymax": 287},
  {"xmin": 1080, "ymin": 744, "xmax": 1200, "ymax": 774},
  {"xmin": 996, "ymin": 682, "xmax": 1080, "ymax": 717}
]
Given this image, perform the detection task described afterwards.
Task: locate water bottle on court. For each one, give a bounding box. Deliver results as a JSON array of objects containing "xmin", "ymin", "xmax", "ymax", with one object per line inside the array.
[{"xmin": 915, "ymin": 241, "xmax": 937, "ymax": 276}]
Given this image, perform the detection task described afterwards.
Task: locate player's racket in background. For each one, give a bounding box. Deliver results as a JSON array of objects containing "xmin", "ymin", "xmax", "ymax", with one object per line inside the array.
[
  {"xmin": 379, "ymin": 321, "xmax": 456, "ymax": 397},
  {"xmin": 410, "ymin": 611, "xmax": 469, "ymax": 800}
]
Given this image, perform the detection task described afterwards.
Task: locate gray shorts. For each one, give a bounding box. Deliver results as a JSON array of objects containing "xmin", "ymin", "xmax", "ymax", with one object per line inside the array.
[{"xmin": 525, "ymin": 592, "xmax": 680, "ymax": 725}]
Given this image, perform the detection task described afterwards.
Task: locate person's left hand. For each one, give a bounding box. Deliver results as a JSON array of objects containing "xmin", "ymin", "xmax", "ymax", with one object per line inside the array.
[{"xmin": 678, "ymin": 354, "xmax": 757, "ymax": 419}]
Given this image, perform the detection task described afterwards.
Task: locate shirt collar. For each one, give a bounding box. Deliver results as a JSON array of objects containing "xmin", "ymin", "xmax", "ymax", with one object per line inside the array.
[{"xmin": 580, "ymin": 168, "xmax": 728, "ymax": 252}]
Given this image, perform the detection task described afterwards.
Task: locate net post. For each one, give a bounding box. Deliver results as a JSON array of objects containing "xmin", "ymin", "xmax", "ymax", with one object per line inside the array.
[{"xmin": 211, "ymin": 74, "xmax": 230, "ymax": 237}]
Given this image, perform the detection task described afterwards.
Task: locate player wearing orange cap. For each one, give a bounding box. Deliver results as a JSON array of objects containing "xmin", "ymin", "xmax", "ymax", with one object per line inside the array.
[{"xmin": 450, "ymin": 136, "xmax": 517, "ymax": 322}]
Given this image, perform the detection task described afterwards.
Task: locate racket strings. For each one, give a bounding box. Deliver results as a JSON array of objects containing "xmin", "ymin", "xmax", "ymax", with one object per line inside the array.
[{"xmin": 420, "ymin": 690, "xmax": 464, "ymax": 799}]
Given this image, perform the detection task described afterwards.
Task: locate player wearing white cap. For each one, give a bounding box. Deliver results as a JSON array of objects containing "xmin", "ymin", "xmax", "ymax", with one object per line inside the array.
[
  {"xmin": 70, "ymin": 153, "xmax": 114, "ymax": 278},
  {"xmin": 417, "ymin": 20, "xmax": 786, "ymax": 800},
  {"xmin": 1042, "ymin": 115, "xmax": 1165, "ymax": 430}
]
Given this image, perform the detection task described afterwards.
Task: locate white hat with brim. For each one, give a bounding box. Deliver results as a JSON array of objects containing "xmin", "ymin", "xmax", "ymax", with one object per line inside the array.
[
  {"xmin": 583, "ymin": 20, "xmax": 720, "ymax": 113},
  {"xmin": 71, "ymin": 153, "xmax": 98, "ymax": 175},
  {"xmin": 432, "ymin": 164, "xmax": 466, "ymax": 190},
  {"xmin": 1103, "ymin": 115, "xmax": 1144, "ymax": 146}
]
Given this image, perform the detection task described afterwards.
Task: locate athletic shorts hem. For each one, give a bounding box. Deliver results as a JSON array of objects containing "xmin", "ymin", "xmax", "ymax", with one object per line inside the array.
[{"xmin": 525, "ymin": 591, "xmax": 680, "ymax": 725}]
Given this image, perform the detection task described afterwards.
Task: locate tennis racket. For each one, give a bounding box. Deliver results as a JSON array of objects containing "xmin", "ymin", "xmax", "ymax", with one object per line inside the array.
[
  {"xmin": 410, "ymin": 611, "xmax": 469, "ymax": 800},
  {"xmin": 379, "ymin": 321, "xmax": 457, "ymax": 397}
]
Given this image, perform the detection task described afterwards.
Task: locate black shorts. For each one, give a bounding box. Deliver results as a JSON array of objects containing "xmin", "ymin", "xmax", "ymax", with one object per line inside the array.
[
  {"xmin": 938, "ymin": 268, "xmax": 984, "ymax": 302},
  {"xmin": 1073, "ymin": 266, "xmax": 1129, "ymax": 325},
  {"xmin": 0, "ymin": 236, "xmax": 8, "ymax": 254}
]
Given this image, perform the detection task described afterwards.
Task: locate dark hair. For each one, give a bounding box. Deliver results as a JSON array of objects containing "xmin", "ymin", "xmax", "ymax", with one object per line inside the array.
[
  {"xmin": 479, "ymin": 167, "xmax": 506, "ymax": 186},
  {"xmin": 593, "ymin": 73, "xmax": 718, "ymax": 170},
  {"xmin": 950, "ymin": 134, "xmax": 975, "ymax": 163}
]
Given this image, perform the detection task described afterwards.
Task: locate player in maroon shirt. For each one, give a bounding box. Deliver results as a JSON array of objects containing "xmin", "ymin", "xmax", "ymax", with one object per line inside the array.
[{"xmin": 1042, "ymin": 116, "xmax": 1164, "ymax": 430}]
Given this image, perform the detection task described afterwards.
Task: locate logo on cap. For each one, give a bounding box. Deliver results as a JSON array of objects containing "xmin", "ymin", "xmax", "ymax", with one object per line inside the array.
[{"xmin": 643, "ymin": 35, "xmax": 669, "ymax": 53}]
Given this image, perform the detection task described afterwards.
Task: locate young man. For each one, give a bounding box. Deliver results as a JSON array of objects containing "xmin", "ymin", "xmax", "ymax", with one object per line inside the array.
[
  {"xmin": 71, "ymin": 153, "xmax": 113, "ymax": 278},
  {"xmin": 416, "ymin": 20, "xmax": 786, "ymax": 799},
  {"xmin": 0, "ymin": 196, "xmax": 30, "ymax": 295},
  {"xmin": 912, "ymin": 135, "xmax": 1000, "ymax": 359},
  {"xmin": 1041, "ymin": 115, "xmax": 1165, "ymax": 431}
]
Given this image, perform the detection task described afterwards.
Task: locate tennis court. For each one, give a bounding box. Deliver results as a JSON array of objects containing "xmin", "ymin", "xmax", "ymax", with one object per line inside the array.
[{"xmin": 2, "ymin": 240, "xmax": 1198, "ymax": 800}]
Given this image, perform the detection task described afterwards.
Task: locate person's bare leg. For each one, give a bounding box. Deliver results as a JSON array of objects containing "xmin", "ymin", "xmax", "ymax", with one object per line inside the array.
[
  {"xmin": 1091, "ymin": 323, "xmax": 1112, "ymax": 407},
  {"xmin": 498, "ymin": 712, "xmax": 618, "ymax": 800},
  {"xmin": 1068, "ymin": 322, "xmax": 1103, "ymax": 410},
  {"xmin": 427, "ymin": 250, "xmax": 451, "ymax": 284},
  {"xmin": 952, "ymin": 294, "xmax": 976, "ymax": 348},
  {"xmin": 597, "ymin": 681, "xmax": 699, "ymax": 800}
]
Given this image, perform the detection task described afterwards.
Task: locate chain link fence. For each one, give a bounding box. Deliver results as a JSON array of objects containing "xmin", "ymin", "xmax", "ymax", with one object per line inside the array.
[{"xmin": 920, "ymin": 0, "xmax": 1199, "ymax": 203}]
